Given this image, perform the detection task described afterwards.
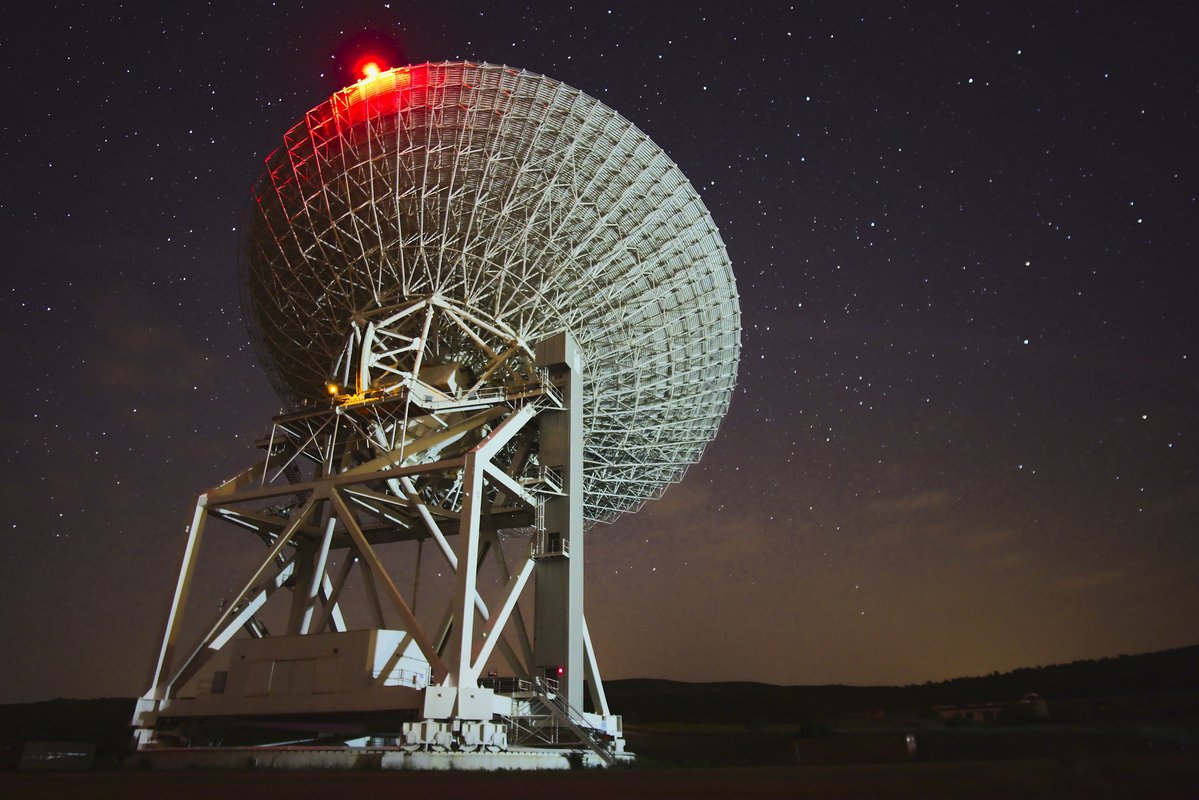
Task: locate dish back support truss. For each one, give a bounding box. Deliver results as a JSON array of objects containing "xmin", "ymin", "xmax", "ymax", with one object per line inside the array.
[{"xmin": 244, "ymin": 62, "xmax": 742, "ymax": 526}]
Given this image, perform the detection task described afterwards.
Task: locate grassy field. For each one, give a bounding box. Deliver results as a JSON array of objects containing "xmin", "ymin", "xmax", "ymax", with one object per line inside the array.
[{"xmin": 2, "ymin": 755, "xmax": 1198, "ymax": 799}]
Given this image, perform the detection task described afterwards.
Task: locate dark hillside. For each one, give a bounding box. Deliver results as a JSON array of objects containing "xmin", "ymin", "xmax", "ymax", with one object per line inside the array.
[
  {"xmin": 0, "ymin": 643, "xmax": 1194, "ymax": 763},
  {"xmin": 606, "ymin": 644, "xmax": 1199, "ymax": 725}
]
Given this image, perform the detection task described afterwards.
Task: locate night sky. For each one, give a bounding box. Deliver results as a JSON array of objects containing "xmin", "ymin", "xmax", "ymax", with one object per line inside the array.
[{"xmin": 3, "ymin": 2, "xmax": 1197, "ymax": 704}]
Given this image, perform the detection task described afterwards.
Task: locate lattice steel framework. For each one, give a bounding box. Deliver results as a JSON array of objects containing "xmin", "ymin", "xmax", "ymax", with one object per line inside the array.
[{"xmin": 244, "ymin": 62, "xmax": 741, "ymax": 524}]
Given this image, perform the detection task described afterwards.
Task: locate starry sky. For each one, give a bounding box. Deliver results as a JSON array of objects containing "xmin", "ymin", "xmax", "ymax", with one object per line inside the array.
[{"xmin": 3, "ymin": 2, "xmax": 1197, "ymax": 704}]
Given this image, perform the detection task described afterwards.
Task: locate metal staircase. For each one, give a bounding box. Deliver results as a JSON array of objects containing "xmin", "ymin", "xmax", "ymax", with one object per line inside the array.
[{"xmin": 491, "ymin": 677, "xmax": 617, "ymax": 766}]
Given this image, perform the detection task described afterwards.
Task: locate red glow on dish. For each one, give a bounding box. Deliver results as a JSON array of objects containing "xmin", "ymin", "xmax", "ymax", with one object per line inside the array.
[{"xmin": 328, "ymin": 64, "xmax": 428, "ymax": 128}]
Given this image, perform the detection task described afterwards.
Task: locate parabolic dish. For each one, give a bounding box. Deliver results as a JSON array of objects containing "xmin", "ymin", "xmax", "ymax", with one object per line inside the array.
[{"xmin": 244, "ymin": 62, "xmax": 741, "ymax": 523}]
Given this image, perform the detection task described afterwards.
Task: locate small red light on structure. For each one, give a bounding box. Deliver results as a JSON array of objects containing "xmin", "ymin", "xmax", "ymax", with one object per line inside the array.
[
  {"xmin": 556, "ymin": 666, "xmax": 564, "ymax": 675},
  {"xmin": 361, "ymin": 60, "xmax": 382, "ymax": 80}
]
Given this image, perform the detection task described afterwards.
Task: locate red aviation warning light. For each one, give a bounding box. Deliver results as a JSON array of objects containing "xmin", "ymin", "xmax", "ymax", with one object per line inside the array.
[
  {"xmin": 355, "ymin": 56, "xmax": 386, "ymax": 81},
  {"xmin": 332, "ymin": 30, "xmax": 402, "ymax": 86}
]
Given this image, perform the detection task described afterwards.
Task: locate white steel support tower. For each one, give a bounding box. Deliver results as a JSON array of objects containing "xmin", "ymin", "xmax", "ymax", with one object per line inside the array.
[{"xmin": 131, "ymin": 62, "xmax": 740, "ymax": 768}]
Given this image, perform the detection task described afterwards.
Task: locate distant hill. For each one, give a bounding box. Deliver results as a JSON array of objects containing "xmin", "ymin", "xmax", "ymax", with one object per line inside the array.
[
  {"xmin": 904, "ymin": 644, "xmax": 1199, "ymax": 704},
  {"xmin": 605, "ymin": 644, "xmax": 1199, "ymax": 724},
  {"xmin": 0, "ymin": 643, "xmax": 1195, "ymax": 755},
  {"xmin": 0, "ymin": 697, "xmax": 133, "ymax": 763}
]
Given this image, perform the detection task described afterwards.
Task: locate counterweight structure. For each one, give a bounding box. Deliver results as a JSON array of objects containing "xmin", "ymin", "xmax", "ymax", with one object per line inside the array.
[{"xmin": 133, "ymin": 62, "xmax": 740, "ymax": 767}]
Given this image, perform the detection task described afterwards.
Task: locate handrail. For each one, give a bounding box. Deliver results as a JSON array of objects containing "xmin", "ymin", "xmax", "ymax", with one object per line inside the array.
[
  {"xmin": 529, "ymin": 677, "xmax": 615, "ymax": 766},
  {"xmin": 484, "ymin": 675, "xmax": 615, "ymax": 764}
]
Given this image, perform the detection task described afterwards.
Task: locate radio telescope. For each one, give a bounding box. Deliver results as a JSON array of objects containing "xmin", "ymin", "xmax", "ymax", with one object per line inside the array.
[{"xmin": 133, "ymin": 62, "xmax": 740, "ymax": 768}]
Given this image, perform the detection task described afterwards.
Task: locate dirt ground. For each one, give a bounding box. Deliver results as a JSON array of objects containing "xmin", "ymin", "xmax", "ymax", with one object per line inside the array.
[{"xmin": 2, "ymin": 755, "xmax": 1197, "ymax": 800}]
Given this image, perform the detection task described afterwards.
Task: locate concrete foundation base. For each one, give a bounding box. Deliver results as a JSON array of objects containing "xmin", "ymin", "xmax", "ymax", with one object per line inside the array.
[{"xmin": 128, "ymin": 746, "xmax": 618, "ymax": 771}]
